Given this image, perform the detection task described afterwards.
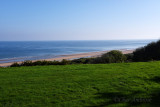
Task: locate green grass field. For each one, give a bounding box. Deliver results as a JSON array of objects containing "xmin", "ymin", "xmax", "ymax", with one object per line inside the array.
[{"xmin": 0, "ymin": 61, "xmax": 160, "ymax": 107}]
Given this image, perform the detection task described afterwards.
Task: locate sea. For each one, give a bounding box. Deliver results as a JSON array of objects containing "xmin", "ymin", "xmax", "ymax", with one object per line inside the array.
[{"xmin": 0, "ymin": 39, "xmax": 157, "ymax": 63}]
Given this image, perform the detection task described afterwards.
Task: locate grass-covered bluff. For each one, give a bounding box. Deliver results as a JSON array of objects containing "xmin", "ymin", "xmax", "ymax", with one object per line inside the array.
[{"xmin": 1, "ymin": 61, "xmax": 160, "ymax": 106}]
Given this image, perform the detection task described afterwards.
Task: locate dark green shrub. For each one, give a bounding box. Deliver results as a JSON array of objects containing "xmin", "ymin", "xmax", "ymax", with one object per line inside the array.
[
  {"xmin": 133, "ymin": 47, "xmax": 145, "ymax": 61},
  {"xmin": 125, "ymin": 53, "xmax": 133, "ymax": 62},
  {"xmin": 71, "ymin": 58, "xmax": 84, "ymax": 64},
  {"xmin": 10, "ymin": 62, "xmax": 20, "ymax": 67},
  {"xmin": 91, "ymin": 50, "xmax": 126, "ymax": 63},
  {"xmin": 100, "ymin": 50, "xmax": 127, "ymax": 63},
  {"xmin": 133, "ymin": 40, "xmax": 160, "ymax": 62},
  {"xmin": 92, "ymin": 57, "xmax": 105, "ymax": 64},
  {"xmin": 33, "ymin": 61, "xmax": 44, "ymax": 65},
  {"xmin": 71, "ymin": 58, "xmax": 94, "ymax": 64},
  {"xmin": 84, "ymin": 58, "xmax": 95, "ymax": 64},
  {"xmin": 21, "ymin": 60, "xmax": 33, "ymax": 66},
  {"xmin": 60, "ymin": 59, "xmax": 70, "ymax": 65},
  {"xmin": 33, "ymin": 60, "xmax": 53, "ymax": 65},
  {"xmin": 52, "ymin": 60, "xmax": 61, "ymax": 65}
]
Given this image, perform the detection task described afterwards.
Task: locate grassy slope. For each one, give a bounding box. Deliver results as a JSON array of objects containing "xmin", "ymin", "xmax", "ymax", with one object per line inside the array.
[{"xmin": 0, "ymin": 62, "xmax": 160, "ymax": 107}]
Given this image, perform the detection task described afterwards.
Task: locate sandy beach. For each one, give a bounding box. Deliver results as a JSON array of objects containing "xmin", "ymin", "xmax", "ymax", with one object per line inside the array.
[{"xmin": 0, "ymin": 49, "xmax": 134, "ymax": 67}]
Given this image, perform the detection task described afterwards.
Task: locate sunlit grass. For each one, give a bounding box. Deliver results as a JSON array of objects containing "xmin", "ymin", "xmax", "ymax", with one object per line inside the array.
[{"xmin": 0, "ymin": 61, "xmax": 160, "ymax": 106}]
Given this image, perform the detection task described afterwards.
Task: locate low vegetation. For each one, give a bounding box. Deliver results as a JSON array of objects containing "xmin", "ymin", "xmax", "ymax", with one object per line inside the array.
[
  {"xmin": 1, "ymin": 62, "xmax": 160, "ymax": 106},
  {"xmin": 10, "ymin": 50, "xmax": 128, "ymax": 67},
  {"xmin": 10, "ymin": 59, "xmax": 70, "ymax": 67}
]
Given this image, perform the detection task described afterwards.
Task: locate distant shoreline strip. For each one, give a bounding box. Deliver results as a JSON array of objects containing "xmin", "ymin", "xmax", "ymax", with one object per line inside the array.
[{"xmin": 0, "ymin": 49, "xmax": 134, "ymax": 67}]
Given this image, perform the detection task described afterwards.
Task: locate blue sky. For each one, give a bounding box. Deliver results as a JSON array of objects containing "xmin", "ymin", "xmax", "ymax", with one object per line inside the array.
[{"xmin": 0, "ymin": 0, "xmax": 160, "ymax": 41}]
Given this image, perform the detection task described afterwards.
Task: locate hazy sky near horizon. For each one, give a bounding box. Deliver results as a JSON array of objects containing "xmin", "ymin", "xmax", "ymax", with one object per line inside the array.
[{"xmin": 0, "ymin": 0, "xmax": 160, "ymax": 41}]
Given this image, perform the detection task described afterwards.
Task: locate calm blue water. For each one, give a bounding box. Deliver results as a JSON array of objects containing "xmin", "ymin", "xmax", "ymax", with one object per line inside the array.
[{"xmin": 0, "ymin": 40, "xmax": 157, "ymax": 63}]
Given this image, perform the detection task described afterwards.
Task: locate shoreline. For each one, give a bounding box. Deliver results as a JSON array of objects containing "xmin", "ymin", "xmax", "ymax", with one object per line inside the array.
[{"xmin": 0, "ymin": 49, "xmax": 134, "ymax": 67}]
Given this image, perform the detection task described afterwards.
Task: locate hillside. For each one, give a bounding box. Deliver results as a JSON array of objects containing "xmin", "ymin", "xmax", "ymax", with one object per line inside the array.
[{"xmin": 0, "ymin": 62, "xmax": 160, "ymax": 106}]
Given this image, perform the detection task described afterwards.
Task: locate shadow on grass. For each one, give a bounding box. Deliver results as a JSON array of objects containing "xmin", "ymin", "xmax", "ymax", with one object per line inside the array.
[
  {"xmin": 150, "ymin": 76, "xmax": 160, "ymax": 83},
  {"xmin": 87, "ymin": 76, "xmax": 160, "ymax": 107},
  {"xmin": 149, "ymin": 76, "xmax": 160, "ymax": 107},
  {"xmin": 90, "ymin": 90, "xmax": 150, "ymax": 107}
]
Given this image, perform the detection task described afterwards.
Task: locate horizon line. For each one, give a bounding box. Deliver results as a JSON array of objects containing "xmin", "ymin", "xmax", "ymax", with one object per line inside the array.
[{"xmin": 0, "ymin": 38, "xmax": 158, "ymax": 42}]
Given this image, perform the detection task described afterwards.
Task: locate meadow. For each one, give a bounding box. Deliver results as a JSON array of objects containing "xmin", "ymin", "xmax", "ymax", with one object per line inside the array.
[{"xmin": 0, "ymin": 61, "xmax": 160, "ymax": 107}]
